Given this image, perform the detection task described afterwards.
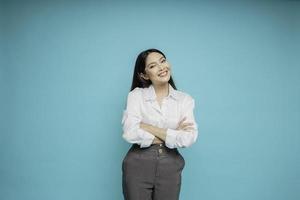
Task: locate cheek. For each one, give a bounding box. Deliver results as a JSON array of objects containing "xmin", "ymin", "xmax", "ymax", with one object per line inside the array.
[
  {"xmin": 166, "ymin": 66, "xmax": 171, "ymax": 74},
  {"xmin": 165, "ymin": 64, "xmax": 171, "ymax": 70},
  {"xmin": 147, "ymin": 69, "xmax": 158, "ymax": 78}
]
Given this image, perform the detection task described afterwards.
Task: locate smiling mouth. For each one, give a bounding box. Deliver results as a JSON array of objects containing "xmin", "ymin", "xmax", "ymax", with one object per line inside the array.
[{"xmin": 158, "ymin": 70, "xmax": 168, "ymax": 77}]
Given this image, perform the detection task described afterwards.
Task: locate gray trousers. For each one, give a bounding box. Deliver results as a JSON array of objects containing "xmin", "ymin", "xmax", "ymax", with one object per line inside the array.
[{"xmin": 122, "ymin": 143, "xmax": 185, "ymax": 200}]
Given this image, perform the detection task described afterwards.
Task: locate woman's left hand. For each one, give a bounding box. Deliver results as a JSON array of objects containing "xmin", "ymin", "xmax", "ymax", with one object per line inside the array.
[
  {"xmin": 140, "ymin": 122, "xmax": 163, "ymax": 144},
  {"xmin": 139, "ymin": 122, "xmax": 167, "ymax": 142},
  {"xmin": 140, "ymin": 122, "xmax": 150, "ymax": 130}
]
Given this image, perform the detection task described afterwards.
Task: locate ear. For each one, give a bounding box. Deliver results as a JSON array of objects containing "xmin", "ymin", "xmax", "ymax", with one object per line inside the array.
[{"xmin": 139, "ymin": 72, "xmax": 149, "ymax": 80}]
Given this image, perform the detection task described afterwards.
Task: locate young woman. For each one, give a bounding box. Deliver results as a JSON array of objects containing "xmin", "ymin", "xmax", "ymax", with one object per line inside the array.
[{"xmin": 121, "ymin": 48, "xmax": 198, "ymax": 200}]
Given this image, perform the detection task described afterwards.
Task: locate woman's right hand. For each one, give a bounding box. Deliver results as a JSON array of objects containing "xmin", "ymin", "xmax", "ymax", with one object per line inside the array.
[
  {"xmin": 176, "ymin": 117, "xmax": 194, "ymax": 131},
  {"xmin": 152, "ymin": 137, "xmax": 163, "ymax": 144}
]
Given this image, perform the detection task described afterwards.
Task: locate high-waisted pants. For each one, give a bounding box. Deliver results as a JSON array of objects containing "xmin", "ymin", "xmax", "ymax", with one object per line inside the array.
[{"xmin": 122, "ymin": 143, "xmax": 185, "ymax": 200}]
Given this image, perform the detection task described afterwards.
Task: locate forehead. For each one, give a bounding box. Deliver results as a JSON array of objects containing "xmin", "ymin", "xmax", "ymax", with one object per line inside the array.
[{"xmin": 146, "ymin": 52, "xmax": 164, "ymax": 64}]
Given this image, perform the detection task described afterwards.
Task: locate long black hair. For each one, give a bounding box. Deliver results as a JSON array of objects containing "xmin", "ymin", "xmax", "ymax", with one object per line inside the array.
[{"xmin": 130, "ymin": 48, "xmax": 177, "ymax": 91}]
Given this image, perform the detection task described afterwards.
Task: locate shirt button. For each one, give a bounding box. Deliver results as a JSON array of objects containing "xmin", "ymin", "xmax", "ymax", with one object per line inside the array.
[
  {"xmin": 159, "ymin": 143, "xmax": 162, "ymax": 147},
  {"xmin": 159, "ymin": 149, "xmax": 163, "ymax": 154}
]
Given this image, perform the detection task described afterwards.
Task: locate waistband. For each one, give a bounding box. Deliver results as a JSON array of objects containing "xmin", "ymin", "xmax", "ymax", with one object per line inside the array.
[
  {"xmin": 131, "ymin": 143, "xmax": 178, "ymax": 152},
  {"xmin": 132, "ymin": 143, "xmax": 165, "ymax": 148}
]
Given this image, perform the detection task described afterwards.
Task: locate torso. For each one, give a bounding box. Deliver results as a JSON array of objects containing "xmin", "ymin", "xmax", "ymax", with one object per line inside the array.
[
  {"xmin": 156, "ymin": 97, "xmax": 164, "ymax": 109},
  {"xmin": 138, "ymin": 86, "xmax": 187, "ymax": 130}
]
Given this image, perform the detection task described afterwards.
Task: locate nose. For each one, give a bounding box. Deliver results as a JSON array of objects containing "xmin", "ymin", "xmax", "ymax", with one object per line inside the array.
[{"xmin": 158, "ymin": 64, "xmax": 164, "ymax": 70}]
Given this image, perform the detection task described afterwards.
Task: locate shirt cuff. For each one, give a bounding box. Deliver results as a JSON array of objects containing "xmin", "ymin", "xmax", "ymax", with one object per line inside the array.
[
  {"xmin": 165, "ymin": 128, "xmax": 179, "ymax": 149},
  {"xmin": 139, "ymin": 129, "xmax": 155, "ymax": 148}
]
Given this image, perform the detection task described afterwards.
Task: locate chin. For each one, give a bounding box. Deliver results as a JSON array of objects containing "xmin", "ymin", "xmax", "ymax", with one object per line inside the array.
[{"xmin": 157, "ymin": 79, "xmax": 170, "ymax": 85}]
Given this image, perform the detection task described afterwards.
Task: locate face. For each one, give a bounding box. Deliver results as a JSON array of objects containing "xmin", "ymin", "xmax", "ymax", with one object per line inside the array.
[{"xmin": 140, "ymin": 52, "xmax": 171, "ymax": 85}]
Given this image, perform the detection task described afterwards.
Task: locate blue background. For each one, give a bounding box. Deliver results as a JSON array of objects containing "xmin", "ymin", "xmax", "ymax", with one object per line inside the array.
[{"xmin": 1, "ymin": 0, "xmax": 299, "ymax": 199}]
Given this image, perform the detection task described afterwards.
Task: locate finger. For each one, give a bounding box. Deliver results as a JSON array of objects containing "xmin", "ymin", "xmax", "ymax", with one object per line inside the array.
[
  {"xmin": 183, "ymin": 127, "xmax": 195, "ymax": 131},
  {"xmin": 178, "ymin": 124, "xmax": 194, "ymax": 130},
  {"xmin": 182, "ymin": 122, "xmax": 193, "ymax": 125},
  {"xmin": 182, "ymin": 123, "xmax": 194, "ymax": 128},
  {"xmin": 179, "ymin": 117, "xmax": 187, "ymax": 124},
  {"xmin": 177, "ymin": 118, "xmax": 190, "ymax": 130},
  {"xmin": 176, "ymin": 125, "xmax": 194, "ymax": 131},
  {"xmin": 184, "ymin": 126, "xmax": 194, "ymax": 129}
]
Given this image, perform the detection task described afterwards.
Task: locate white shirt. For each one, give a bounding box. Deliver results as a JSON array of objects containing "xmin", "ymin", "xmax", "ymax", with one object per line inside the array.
[{"xmin": 121, "ymin": 83, "xmax": 198, "ymax": 149}]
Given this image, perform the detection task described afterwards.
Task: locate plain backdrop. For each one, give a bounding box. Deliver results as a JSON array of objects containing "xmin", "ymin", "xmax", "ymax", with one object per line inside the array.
[{"xmin": 1, "ymin": 0, "xmax": 299, "ymax": 200}]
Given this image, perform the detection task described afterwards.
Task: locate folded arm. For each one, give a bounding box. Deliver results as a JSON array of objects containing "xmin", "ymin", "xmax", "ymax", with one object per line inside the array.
[
  {"xmin": 122, "ymin": 89, "xmax": 158, "ymax": 148},
  {"xmin": 140, "ymin": 95, "xmax": 198, "ymax": 149},
  {"xmin": 122, "ymin": 90, "xmax": 198, "ymax": 149}
]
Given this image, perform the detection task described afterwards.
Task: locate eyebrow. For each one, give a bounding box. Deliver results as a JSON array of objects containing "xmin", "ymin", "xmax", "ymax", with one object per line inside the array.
[{"xmin": 147, "ymin": 56, "xmax": 165, "ymax": 67}]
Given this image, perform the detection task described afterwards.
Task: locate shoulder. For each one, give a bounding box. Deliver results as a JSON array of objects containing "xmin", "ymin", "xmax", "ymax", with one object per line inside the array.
[
  {"xmin": 174, "ymin": 89, "xmax": 195, "ymax": 103},
  {"xmin": 127, "ymin": 87, "xmax": 143, "ymax": 100}
]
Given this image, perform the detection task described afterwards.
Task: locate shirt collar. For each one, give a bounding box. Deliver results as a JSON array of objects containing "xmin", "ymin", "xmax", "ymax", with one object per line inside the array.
[{"xmin": 143, "ymin": 83, "xmax": 179, "ymax": 101}]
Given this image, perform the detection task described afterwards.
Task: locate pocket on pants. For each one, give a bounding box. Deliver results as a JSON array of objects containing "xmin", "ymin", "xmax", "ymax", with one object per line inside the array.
[
  {"xmin": 176, "ymin": 152, "xmax": 185, "ymax": 170},
  {"xmin": 122, "ymin": 148, "xmax": 139, "ymax": 172},
  {"xmin": 122, "ymin": 150, "xmax": 131, "ymax": 172},
  {"xmin": 122, "ymin": 154, "xmax": 128, "ymax": 172}
]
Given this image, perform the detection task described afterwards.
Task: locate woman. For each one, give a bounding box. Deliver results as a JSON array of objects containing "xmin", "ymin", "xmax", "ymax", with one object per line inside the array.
[{"xmin": 121, "ymin": 48, "xmax": 198, "ymax": 200}]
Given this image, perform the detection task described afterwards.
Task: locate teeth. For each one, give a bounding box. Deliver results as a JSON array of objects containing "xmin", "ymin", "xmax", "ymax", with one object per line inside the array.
[{"xmin": 159, "ymin": 71, "xmax": 167, "ymax": 77}]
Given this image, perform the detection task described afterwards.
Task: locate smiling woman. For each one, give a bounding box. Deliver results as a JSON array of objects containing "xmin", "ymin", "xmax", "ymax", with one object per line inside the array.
[{"xmin": 121, "ymin": 48, "xmax": 198, "ymax": 200}]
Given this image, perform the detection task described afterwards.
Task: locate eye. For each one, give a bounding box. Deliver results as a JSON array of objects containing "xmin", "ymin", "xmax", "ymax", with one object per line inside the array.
[
  {"xmin": 149, "ymin": 63, "xmax": 158, "ymax": 68},
  {"xmin": 161, "ymin": 59, "xmax": 166, "ymax": 63}
]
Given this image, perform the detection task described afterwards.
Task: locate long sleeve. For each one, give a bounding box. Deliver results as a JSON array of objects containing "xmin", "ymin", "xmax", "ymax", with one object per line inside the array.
[
  {"xmin": 121, "ymin": 89, "xmax": 155, "ymax": 148},
  {"xmin": 165, "ymin": 95, "xmax": 198, "ymax": 149}
]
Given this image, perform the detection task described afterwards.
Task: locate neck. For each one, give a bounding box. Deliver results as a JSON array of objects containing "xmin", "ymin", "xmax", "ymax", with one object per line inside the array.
[{"xmin": 152, "ymin": 83, "xmax": 169, "ymax": 98}]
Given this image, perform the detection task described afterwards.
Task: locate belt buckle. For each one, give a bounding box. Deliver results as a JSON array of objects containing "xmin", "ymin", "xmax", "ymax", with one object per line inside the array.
[{"xmin": 158, "ymin": 148, "xmax": 163, "ymax": 154}]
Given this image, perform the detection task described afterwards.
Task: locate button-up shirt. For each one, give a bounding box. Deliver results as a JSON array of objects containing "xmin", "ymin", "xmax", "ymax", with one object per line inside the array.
[{"xmin": 121, "ymin": 83, "xmax": 198, "ymax": 149}]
